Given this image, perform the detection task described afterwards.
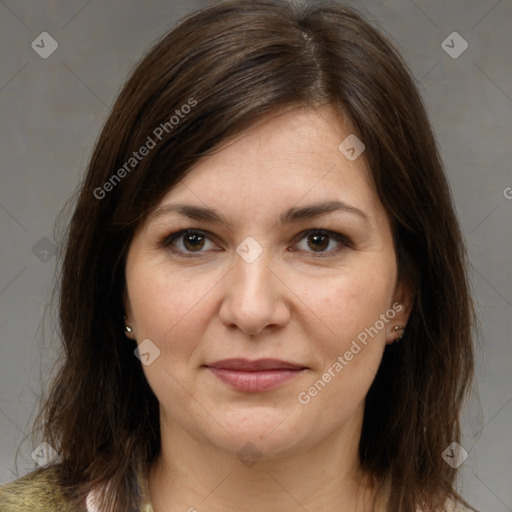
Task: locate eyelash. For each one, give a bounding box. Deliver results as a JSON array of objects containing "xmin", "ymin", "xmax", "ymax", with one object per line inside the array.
[{"xmin": 158, "ymin": 228, "xmax": 352, "ymax": 259}]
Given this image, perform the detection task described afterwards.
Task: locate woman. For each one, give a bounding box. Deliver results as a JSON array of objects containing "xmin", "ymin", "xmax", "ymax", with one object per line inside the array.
[{"xmin": 0, "ymin": 1, "xmax": 477, "ymax": 511}]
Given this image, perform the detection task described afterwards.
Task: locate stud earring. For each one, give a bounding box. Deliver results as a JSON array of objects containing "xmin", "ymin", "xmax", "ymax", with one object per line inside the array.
[
  {"xmin": 393, "ymin": 325, "xmax": 405, "ymax": 341},
  {"xmin": 123, "ymin": 315, "xmax": 133, "ymax": 336}
]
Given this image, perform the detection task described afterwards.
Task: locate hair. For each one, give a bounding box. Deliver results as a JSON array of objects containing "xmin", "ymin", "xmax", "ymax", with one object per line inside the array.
[{"xmin": 32, "ymin": 1, "xmax": 477, "ymax": 510}]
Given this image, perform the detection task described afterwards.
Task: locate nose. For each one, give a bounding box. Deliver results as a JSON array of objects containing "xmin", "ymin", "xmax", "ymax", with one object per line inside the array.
[{"xmin": 218, "ymin": 249, "xmax": 290, "ymax": 336}]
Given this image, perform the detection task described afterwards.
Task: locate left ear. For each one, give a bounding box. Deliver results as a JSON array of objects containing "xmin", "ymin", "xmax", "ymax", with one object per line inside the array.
[{"xmin": 385, "ymin": 278, "xmax": 414, "ymax": 345}]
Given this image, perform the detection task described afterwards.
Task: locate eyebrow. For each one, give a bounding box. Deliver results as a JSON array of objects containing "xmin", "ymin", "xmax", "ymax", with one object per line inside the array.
[{"xmin": 150, "ymin": 200, "xmax": 370, "ymax": 227}]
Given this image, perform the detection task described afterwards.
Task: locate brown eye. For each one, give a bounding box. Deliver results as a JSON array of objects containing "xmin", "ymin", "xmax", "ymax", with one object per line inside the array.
[
  {"xmin": 307, "ymin": 233, "xmax": 330, "ymax": 252},
  {"xmin": 160, "ymin": 228, "xmax": 351, "ymax": 259},
  {"xmin": 182, "ymin": 232, "xmax": 206, "ymax": 252},
  {"xmin": 293, "ymin": 229, "xmax": 351, "ymax": 257},
  {"xmin": 160, "ymin": 229, "xmax": 217, "ymax": 257}
]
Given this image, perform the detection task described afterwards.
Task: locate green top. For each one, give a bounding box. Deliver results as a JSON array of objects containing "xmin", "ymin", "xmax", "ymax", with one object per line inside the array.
[
  {"xmin": 0, "ymin": 466, "xmax": 472, "ymax": 512},
  {"xmin": 0, "ymin": 465, "xmax": 154, "ymax": 512}
]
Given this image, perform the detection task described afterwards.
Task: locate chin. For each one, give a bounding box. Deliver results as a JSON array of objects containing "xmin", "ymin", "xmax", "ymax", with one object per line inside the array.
[
  {"xmin": 203, "ymin": 407, "xmax": 310, "ymax": 460},
  {"xmin": 212, "ymin": 432, "xmax": 302, "ymax": 463}
]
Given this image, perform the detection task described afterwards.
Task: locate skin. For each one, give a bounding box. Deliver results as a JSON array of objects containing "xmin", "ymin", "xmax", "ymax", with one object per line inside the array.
[{"xmin": 124, "ymin": 105, "xmax": 412, "ymax": 512}]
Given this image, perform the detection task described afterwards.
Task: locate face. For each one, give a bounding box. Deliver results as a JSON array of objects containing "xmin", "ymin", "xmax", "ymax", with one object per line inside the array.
[{"xmin": 124, "ymin": 105, "xmax": 411, "ymax": 461}]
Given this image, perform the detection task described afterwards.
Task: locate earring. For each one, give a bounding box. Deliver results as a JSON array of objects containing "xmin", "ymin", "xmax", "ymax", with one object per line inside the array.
[
  {"xmin": 123, "ymin": 315, "xmax": 133, "ymax": 335},
  {"xmin": 393, "ymin": 325, "xmax": 405, "ymax": 342}
]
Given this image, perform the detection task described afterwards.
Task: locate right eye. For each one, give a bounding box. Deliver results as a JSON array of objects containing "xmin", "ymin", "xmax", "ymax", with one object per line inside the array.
[{"xmin": 159, "ymin": 229, "xmax": 220, "ymax": 258}]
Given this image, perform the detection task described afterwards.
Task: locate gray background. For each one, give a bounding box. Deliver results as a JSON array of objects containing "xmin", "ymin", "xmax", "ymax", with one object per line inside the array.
[{"xmin": 0, "ymin": 1, "xmax": 510, "ymax": 511}]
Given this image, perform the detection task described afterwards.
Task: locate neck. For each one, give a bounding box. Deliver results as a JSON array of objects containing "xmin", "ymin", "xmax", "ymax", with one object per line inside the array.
[{"xmin": 148, "ymin": 408, "xmax": 382, "ymax": 512}]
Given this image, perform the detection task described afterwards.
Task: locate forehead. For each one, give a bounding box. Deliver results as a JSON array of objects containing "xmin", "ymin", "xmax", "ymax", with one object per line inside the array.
[{"xmin": 151, "ymin": 106, "xmax": 384, "ymax": 228}]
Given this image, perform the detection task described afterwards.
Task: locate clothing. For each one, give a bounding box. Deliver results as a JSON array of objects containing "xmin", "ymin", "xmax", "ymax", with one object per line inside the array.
[
  {"xmin": 0, "ymin": 466, "xmax": 472, "ymax": 512},
  {"xmin": 0, "ymin": 466, "xmax": 77, "ymax": 512},
  {"xmin": 0, "ymin": 465, "xmax": 154, "ymax": 512}
]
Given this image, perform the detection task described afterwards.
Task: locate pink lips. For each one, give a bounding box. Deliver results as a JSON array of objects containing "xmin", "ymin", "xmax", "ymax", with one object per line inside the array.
[{"xmin": 204, "ymin": 358, "xmax": 306, "ymax": 392}]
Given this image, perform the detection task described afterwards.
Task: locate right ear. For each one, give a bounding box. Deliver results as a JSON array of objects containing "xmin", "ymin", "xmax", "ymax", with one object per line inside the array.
[{"xmin": 123, "ymin": 287, "xmax": 136, "ymax": 340}]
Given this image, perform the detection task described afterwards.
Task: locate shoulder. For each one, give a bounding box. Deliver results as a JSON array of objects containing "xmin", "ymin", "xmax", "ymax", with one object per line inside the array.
[{"xmin": 0, "ymin": 465, "xmax": 82, "ymax": 512}]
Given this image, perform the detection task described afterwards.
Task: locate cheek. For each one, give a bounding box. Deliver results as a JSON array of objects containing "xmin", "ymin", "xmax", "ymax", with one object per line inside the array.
[
  {"xmin": 294, "ymin": 263, "xmax": 396, "ymax": 412},
  {"xmin": 302, "ymin": 265, "xmax": 395, "ymax": 348},
  {"xmin": 126, "ymin": 263, "xmax": 219, "ymax": 406},
  {"xmin": 127, "ymin": 262, "xmax": 221, "ymax": 354}
]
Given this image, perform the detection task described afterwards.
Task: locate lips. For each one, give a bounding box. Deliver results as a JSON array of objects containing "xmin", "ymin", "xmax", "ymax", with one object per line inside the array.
[
  {"xmin": 205, "ymin": 358, "xmax": 306, "ymax": 371},
  {"xmin": 204, "ymin": 358, "xmax": 307, "ymax": 392}
]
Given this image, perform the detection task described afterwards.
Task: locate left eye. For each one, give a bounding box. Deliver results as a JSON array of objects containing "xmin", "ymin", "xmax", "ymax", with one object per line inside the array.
[
  {"xmin": 293, "ymin": 230, "xmax": 350, "ymax": 255},
  {"xmin": 160, "ymin": 229, "xmax": 350, "ymax": 257}
]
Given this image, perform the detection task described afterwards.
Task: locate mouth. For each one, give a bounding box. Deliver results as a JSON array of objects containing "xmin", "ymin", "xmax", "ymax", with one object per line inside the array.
[{"xmin": 203, "ymin": 358, "xmax": 308, "ymax": 392}]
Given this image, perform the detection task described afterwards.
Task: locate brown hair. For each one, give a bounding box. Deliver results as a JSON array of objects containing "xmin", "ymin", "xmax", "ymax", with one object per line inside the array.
[{"xmin": 33, "ymin": 1, "xmax": 476, "ymax": 510}]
